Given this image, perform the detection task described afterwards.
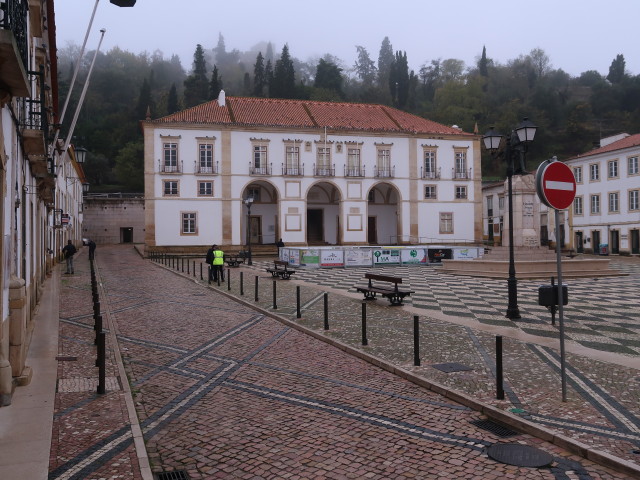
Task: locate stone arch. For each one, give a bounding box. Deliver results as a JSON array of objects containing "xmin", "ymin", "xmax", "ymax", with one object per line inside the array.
[
  {"xmin": 241, "ymin": 180, "xmax": 280, "ymax": 245},
  {"xmin": 305, "ymin": 181, "xmax": 343, "ymax": 245},
  {"xmin": 366, "ymin": 182, "xmax": 402, "ymax": 245}
]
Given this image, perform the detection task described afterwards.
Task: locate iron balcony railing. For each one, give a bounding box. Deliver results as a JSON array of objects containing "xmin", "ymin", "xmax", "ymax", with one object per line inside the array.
[
  {"xmin": 344, "ymin": 165, "xmax": 365, "ymax": 177},
  {"xmin": 374, "ymin": 165, "xmax": 394, "ymax": 178},
  {"xmin": 158, "ymin": 159, "xmax": 183, "ymax": 173},
  {"xmin": 421, "ymin": 166, "xmax": 441, "ymax": 179},
  {"xmin": 1, "ymin": 0, "xmax": 28, "ymax": 69},
  {"xmin": 194, "ymin": 160, "xmax": 219, "ymax": 174},
  {"xmin": 313, "ymin": 163, "xmax": 335, "ymax": 176},
  {"xmin": 250, "ymin": 163, "xmax": 271, "ymax": 175},
  {"xmin": 18, "ymin": 67, "xmax": 48, "ymax": 135},
  {"xmin": 282, "ymin": 164, "xmax": 304, "ymax": 176},
  {"xmin": 452, "ymin": 167, "xmax": 472, "ymax": 179}
]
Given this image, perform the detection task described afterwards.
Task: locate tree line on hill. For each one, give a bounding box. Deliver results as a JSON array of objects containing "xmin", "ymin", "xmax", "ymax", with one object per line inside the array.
[{"xmin": 57, "ymin": 35, "xmax": 640, "ymax": 192}]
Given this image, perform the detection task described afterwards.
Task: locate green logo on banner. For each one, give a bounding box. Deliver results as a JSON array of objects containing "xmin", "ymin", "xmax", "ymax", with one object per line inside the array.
[{"xmin": 410, "ymin": 249, "xmax": 417, "ymax": 257}]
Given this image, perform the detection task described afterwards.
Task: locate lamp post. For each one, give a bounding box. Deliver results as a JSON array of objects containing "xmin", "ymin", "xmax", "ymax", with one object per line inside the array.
[
  {"xmin": 244, "ymin": 196, "xmax": 254, "ymax": 265},
  {"xmin": 483, "ymin": 118, "xmax": 537, "ymax": 320}
]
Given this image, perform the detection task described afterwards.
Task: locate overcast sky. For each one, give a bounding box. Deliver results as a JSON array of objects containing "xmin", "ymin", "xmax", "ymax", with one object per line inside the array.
[{"xmin": 54, "ymin": 0, "xmax": 639, "ymax": 78}]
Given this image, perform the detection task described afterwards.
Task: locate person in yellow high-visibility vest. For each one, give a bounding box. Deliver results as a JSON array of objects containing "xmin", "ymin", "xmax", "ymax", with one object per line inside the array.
[{"xmin": 211, "ymin": 245, "xmax": 225, "ymax": 282}]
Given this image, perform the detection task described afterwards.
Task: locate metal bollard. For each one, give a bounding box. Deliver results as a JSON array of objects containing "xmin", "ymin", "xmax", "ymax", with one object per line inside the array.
[
  {"xmin": 240, "ymin": 272, "xmax": 244, "ymax": 295},
  {"xmin": 227, "ymin": 271, "xmax": 231, "ymax": 291},
  {"xmin": 413, "ymin": 315, "xmax": 420, "ymax": 366},
  {"xmin": 496, "ymin": 335, "xmax": 504, "ymax": 400},
  {"xmin": 94, "ymin": 315, "xmax": 102, "ymax": 346},
  {"xmin": 323, "ymin": 293, "xmax": 329, "ymax": 330},
  {"xmin": 296, "ymin": 286, "xmax": 301, "ymax": 318},
  {"xmin": 362, "ymin": 303, "xmax": 368, "ymax": 346},
  {"xmin": 200, "ymin": 263, "xmax": 203, "ymax": 280},
  {"xmin": 97, "ymin": 331, "xmax": 106, "ymax": 394},
  {"xmin": 255, "ymin": 276, "xmax": 259, "ymax": 302},
  {"xmin": 273, "ymin": 280, "xmax": 277, "ymax": 309}
]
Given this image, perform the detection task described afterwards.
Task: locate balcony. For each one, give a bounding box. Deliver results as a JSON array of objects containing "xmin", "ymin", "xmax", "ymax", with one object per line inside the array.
[
  {"xmin": 159, "ymin": 160, "xmax": 183, "ymax": 173},
  {"xmin": 250, "ymin": 163, "xmax": 271, "ymax": 175},
  {"xmin": 313, "ymin": 164, "xmax": 334, "ymax": 177},
  {"xmin": 344, "ymin": 165, "xmax": 365, "ymax": 177},
  {"xmin": 0, "ymin": 0, "xmax": 30, "ymax": 97},
  {"xmin": 282, "ymin": 164, "xmax": 304, "ymax": 176},
  {"xmin": 374, "ymin": 166, "xmax": 394, "ymax": 178},
  {"xmin": 452, "ymin": 168, "xmax": 472, "ymax": 179},
  {"xmin": 194, "ymin": 160, "xmax": 219, "ymax": 175},
  {"xmin": 421, "ymin": 166, "xmax": 441, "ymax": 179},
  {"xmin": 20, "ymin": 68, "xmax": 49, "ymax": 162}
]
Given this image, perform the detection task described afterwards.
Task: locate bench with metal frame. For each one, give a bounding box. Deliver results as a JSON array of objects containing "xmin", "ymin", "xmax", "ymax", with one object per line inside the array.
[
  {"xmin": 356, "ymin": 273, "xmax": 414, "ymax": 306},
  {"xmin": 224, "ymin": 254, "xmax": 245, "ymax": 267},
  {"xmin": 266, "ymin": 260, "xmax": 297, "ymax": 279}
]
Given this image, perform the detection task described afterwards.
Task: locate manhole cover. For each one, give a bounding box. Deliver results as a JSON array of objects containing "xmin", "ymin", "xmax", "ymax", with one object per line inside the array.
[
  {"xmin": 431, "ymin": 362, "xmax": 473, "ymax": 373},
  {"xmin": 487, "ymin": 443, "xmax": 554, "ymax": 467}
]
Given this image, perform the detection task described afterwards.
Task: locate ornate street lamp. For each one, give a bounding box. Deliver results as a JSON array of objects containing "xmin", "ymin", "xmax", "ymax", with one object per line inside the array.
[
  {"xmin": 483, "ymin": 118, "xmax": 538, "ymax": 320},
  {"xmin": 74, "ymin": 146, "xmax": 87, "ymax": 164},
  {"xmin": 243, "ymin": 195, "xmax": 255, "ymax": 265}
]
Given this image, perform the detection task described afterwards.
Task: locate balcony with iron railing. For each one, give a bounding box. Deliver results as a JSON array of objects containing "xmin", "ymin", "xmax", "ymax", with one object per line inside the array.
[
  {"xmin": 313, "ymin": 163, "xmax": 335, "ymax": 177},
  {"xmin": 421, "ymin": 166, "xmax": 441, "ymax": 179},
  {"xmin": 20, "ymin": 67, "xmax": 49, "ymax": 163},
  {"xmin": 0, "ymin": 0, "xmax": 30, "ymax": 97},
  {"xmin": 344, "ymin": 165, "xmax": 365, "ymax": 177},
  {"xmin": 282, "ymin": 163, "xmax": 304, "ymax": 176},
  {"xmin": 452, "ymin": 167, "xmax": 472, "ymax": 179},
  {"xmin": 159, "ymin": 159, "xmax": 183, "ymax": 174},
  {"xmin": 374, "ymin": 165, "xmax": 394, "ymax": 178},
  {"xmin": 194, "ymin": 160, "xmax": 219, "ymax": 175},
  {"xmin": 250, "ymin": 163, "xmax": 271, "ymax": 175}
]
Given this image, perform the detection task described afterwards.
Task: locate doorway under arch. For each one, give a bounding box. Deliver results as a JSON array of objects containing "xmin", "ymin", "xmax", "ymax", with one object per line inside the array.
[
  {"xmin": 367, "ymin": 182, "xmax": 400, "ymax": 245},
  {"xmin": 306, "ymin": 182, "xmax": 341, "ymax": 245}
]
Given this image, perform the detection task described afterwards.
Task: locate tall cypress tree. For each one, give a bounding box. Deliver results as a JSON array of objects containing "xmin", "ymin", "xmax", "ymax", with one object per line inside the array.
[
  {"xmin": 167, "ymin": 83, "xmax": 179, "ymax": 114},
  {"xmin": 136, "ymin": 77, "xmax": 151, "ymax": 119},
  {"xmin": 183, "ymin": 44, "xmax": 209, "ymax": 108},
  {"xmin": 253, "ymin": 52, "xmax": 266, "ymax": 96},
  {"xmin": 377, "ymin": 37, "xmax": 394, "ymax": 90},
  {"xmin": 209, "ymin": 65, "xmax": 223, "ymax": 100},
  {"xmin": 272, "ymin": 44, "xmax": 296, "ymax": 99},
  {"xmin": 264, "ymin": 59, "xmax": 273, "ymax": 97}
]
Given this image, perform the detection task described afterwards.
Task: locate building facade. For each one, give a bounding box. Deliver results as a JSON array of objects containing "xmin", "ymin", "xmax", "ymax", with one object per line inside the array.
[
  {"xmin": 82, "ymin": 193, "xmax": 145, "ymax": 245},
  {"xmin": 142, "ymin": 96, "xmax": 482, "ymax": 252},
  {"xmin": 565, "ymin": 133, "xmax": 640, "ymax": 255}
]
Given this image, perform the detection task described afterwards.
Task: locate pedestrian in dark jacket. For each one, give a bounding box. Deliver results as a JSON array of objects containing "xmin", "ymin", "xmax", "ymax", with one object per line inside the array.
[
  {"xmin": 88, "ymin": 240, "xmax": 97, "ymax": 261},
  {"xmin": 205, "ymin": 245, "xmax": 215, "ymax": 284},
  {"xmin": 62, "ymin": 240, "xmax": 77, "ymax": 274}
]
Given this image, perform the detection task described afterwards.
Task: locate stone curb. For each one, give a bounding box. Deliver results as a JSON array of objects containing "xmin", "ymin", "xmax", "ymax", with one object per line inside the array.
[{"xmin": 153, "ymin": 258, "xmax": 640, "ymax": 478}]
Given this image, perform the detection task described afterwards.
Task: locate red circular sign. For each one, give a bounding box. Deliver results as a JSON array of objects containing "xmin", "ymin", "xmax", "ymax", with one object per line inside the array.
[{"xmin": 536, "ymin": 160, "xmax": 576, "ymax": 210}]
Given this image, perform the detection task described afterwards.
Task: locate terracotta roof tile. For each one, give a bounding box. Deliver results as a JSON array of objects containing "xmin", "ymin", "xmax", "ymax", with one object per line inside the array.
[
  {"xmin": 150, "ymin": 97, "xmax": 471, "ymax": 136},
  {"xmin": 567, "ymin": 133, "xmax": 640, "ymax": 160}
]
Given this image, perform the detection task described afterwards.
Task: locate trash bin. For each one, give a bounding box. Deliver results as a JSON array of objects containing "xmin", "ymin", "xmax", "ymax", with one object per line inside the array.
[{"xmin": 599, "ymin": 244, "xmax": 609, "ymax": 255}]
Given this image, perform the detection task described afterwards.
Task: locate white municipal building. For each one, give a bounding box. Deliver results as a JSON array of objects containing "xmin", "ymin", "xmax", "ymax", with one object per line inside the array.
[{"xmin": 142, "ymin": 95, "xmax": 482, "ymax": 251}]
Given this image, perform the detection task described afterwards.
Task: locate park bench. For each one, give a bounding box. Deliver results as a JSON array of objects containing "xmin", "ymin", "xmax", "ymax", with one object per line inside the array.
[
  {"xmin": 224, "ymin": 254, "xmax": 245, "ymax": 267},
  {"xmin": 356, "ymin": 273, "xmax": 414, "ymax": 306},
  {"xmin": 266, "ymin": 260, "xmax": 297, "ymax": 280}
]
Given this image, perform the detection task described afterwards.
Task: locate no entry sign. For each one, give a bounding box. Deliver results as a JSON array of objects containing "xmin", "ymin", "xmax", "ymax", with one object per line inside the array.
[{"xmin": 536, "ymin": 159, "xmax": 576, "ymax": 210}]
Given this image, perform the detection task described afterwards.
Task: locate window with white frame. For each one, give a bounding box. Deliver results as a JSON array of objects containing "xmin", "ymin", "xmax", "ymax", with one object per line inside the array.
[
  {"xmin": 181, "ymin": 212, "xmax": 197, "ymax": 234},
  {"xmin": 424, "ymin": 185, "xmax": 437, "ymax": 199},
  {"xmin": 199, "ymin": 143, "xmax": 214, "ymax": 173},
  {"xmin": 608, "ymin": 160, "xmax": 618, "ymax": 178},
  {"xmin": 198, "ymin": 181, "xmax": 213, "ymax": 196},
  {"xmin": 590, "ymin": 194, "xmax": 600, "ymax": 214},
  {"xmin": 163, "ymin": 142, "xmax": 178, "ymax": 171},
  {"xmin": 573, "ymin": 166, "xmax": 582, "ymax": 183},
  {"xmin": 253, "ymin": 144, "xmax": 268, "ymax": 173},
  {"xmin": 487, "ymin": 196, "xmax": 493, "ymax": 215},
  {"xmin": 589, "ymin": 163, "xmax": 599, "ymax": 181},
  {"xmin": 574, "ymin": 196, "xmax": 583, "ymax": 215},
  {"xmin": 629, "ymin": 189, "xmax": 639, "ymax": 211},
  {"xmin": 454, "ymin": 150, "xmax": 467, "ymax": 178},
  {"xmin": 285, "ymin": 145, "xmax": 300, "ymax": 174},
  {"xmin": 376, "ymin": 148, "xmax": 391, "ymax": 176},
  {"xmin": 347, "ymin": 147, "xmax": 362, "ymax": 175},
  {"xmin": 455, "ymin": 186, "xmax": 467, "ymax": 199},
  {"xmin": 163, "ymin": 180, "xmax": 178, "ymax": 196},
  {"xmin": 629, "ymin": 156, "xmax": 639, "ymax": 175},
  {"xmin": 498, "ymin": 196, "xmax": 504, "ymax": 209},
  {"xmin": 439, "ymin": 212, "xmax": 453, "ymax": 234},
  {"xmin": 608, "ymin": 192, "xmax": 619, "ymax": 212},
  {"xmin": 424, "ymin": 149, "xmax": 437, "ymax": 178}
]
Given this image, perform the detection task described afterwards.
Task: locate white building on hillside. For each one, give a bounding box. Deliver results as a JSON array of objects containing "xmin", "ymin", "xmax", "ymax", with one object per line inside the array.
[
  {"xmin": 142, "ymin": 96, "xmax": 482, "ymax": 252},
  {"xmin": 565, "ymin": 133, "xmax": 640, "ymax": 255}
]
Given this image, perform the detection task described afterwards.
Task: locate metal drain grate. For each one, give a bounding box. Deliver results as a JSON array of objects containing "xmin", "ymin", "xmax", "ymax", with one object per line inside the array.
[
  {"xmin": 155, "ymin": 471, "xmax": 189, "ymax": 480},
  {"xmin": 431, "ymin": 362, "xmax": 473, "ymax": 373},
  {"xmin": 470, "ymin": 419, "xmax": 519, "ymax": 438}
]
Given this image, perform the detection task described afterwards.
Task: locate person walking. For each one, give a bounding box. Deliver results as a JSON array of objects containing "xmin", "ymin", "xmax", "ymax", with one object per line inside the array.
[
  {"xmin": 211, "ymin": 245, "xmax": 225, "ymax": 283},
  {"xmin": 88, "ymin": 239, "xmax": 97, "ymax": 261},
  {"xmin": 62, "ymin": 240, "xmax": 77, "ymax": 274},
  {"xmin": 205, "ymin": 244, "xmax": 215, "ymax": 284}
]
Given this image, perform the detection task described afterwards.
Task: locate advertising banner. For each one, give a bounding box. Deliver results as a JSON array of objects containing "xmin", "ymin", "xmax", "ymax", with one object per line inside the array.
[
  {"xmin": 400, "ymin": 248, "xmax": 428, "ymax": 264},
  {"xmin": 300, "ymin": 249, "xmax": 320, "ymax": 267},
  {"xmin": 287, "ymin": 248, "xmax": 300, "ymax": 265},
  {"xmin": 373, "ymin": 248, "xmax": 401, "ymax": 265},
  {"xmin": 427, "ymin": 248, "xmax": 452, "ymax": 263},
  {"xmin": 320, "ymin": 249, "xmax": 344, "ymax": 267},
  {"xmin": 452, "ymin": 247, "xmax": 479, "ymax": 260},
  {"xmin": 344, "ymin": 248, "xmax": 372, "ymax": 267}
]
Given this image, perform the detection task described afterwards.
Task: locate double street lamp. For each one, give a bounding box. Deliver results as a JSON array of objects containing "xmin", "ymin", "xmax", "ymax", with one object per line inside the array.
[
  {"xmin": 243, "ymin": 196, "xmax": 254, "ymax": 265},
  {"xmin": 483, "ymin": 118, "xmax": 537, "ymax": 320}
]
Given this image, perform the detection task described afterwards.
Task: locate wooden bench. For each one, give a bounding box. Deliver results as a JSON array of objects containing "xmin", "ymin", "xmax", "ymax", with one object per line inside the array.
[
  {"xmin": 266, "ymin": 260, "xmax": 297, "ymax": 280},
  {"xmin": 356, "ymin": 273, "xmax": 414, "ymax": 306},
  {"xmin": 224, "ymin": 254, "xmax": 245, "ymax": 267}
]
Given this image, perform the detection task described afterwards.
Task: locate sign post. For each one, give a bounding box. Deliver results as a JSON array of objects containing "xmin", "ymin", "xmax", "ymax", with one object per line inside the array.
[{"xmin": 536, "ymin": 157, "xmax": 576, "ymax": 402}]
